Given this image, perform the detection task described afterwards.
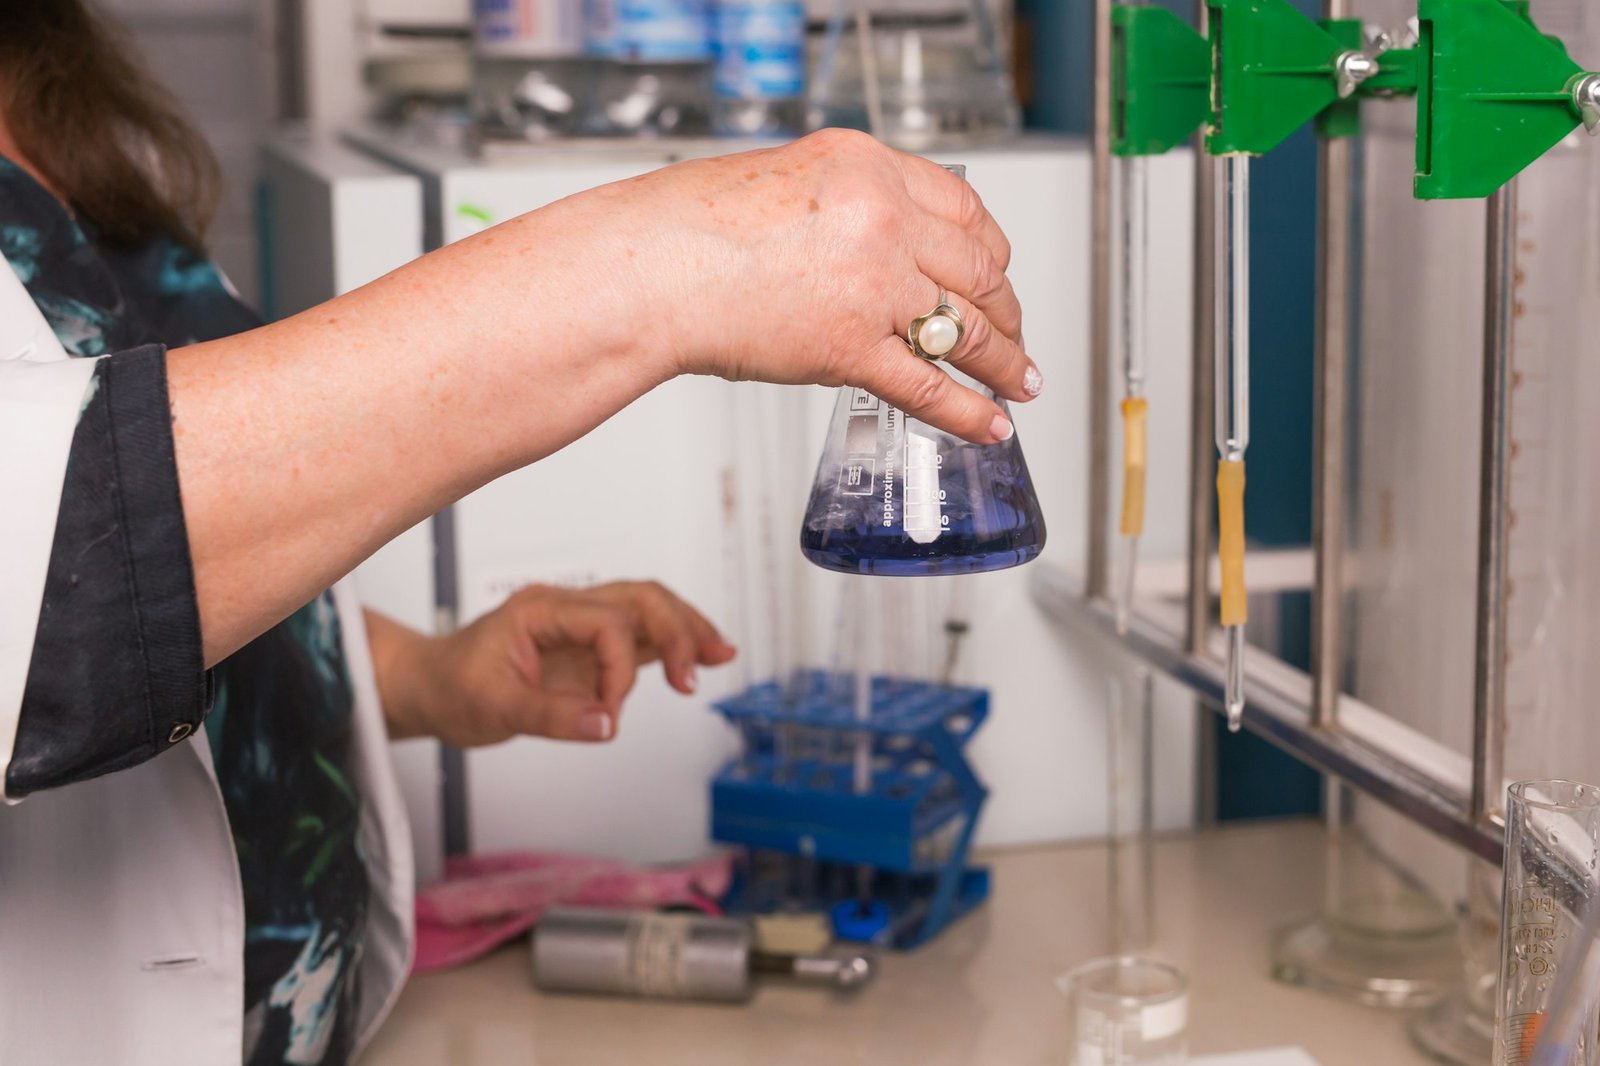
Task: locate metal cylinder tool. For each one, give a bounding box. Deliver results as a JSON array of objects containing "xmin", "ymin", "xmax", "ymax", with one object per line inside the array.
[{"xmin": 532, "ymin": 908, "xmax": 874, "ymax": 1003}]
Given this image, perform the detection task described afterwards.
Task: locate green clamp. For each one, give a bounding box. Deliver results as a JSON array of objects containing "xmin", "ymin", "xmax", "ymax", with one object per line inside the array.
[
  {"xmin": 1205, "ymin": 0, "xmax": 1420, "ymax": 152},
  {"xmin": 1415, "ymin": 0, "xmax": 1597, "ymax": 199},
  {"xmin": 1111, "ymin": 5, "xmax": 1211, "ymax": 157},
  {"xmin": 1205, "ymin": 0, "xmax": 1349, "ymax": 155}
]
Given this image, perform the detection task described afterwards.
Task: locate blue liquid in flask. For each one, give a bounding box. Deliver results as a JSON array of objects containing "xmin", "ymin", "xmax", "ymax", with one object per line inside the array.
[{"xmin": 800, "ymin": 385, "xmax": 1046, "ymax": 576}]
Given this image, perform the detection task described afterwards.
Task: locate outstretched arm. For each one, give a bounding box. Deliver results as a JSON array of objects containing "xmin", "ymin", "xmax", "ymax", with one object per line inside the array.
[{"xmin": 170, "ymin": 131, "xmax": 1039, "ymax": 665}]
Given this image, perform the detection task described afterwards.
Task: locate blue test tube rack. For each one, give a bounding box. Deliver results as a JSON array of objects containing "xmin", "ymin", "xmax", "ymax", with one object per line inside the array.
[{"xmin": 709, "ymin": 670, "xmax": 990, "ymax": 949}]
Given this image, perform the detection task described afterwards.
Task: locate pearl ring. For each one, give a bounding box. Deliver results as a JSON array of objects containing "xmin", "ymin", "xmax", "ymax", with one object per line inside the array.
[{"xmin": 907, "ymin": 290, "xmax": 966, "ymax": 362}]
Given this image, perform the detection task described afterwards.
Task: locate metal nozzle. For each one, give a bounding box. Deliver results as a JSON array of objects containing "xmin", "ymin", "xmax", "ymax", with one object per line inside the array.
[
  {"xmin": 1225, "ymin": 626, "xmax": 1245, "ymax": 732},
  {"xmin": 767, "ymin": 952, "xmax": 876, "ymax": 992}
]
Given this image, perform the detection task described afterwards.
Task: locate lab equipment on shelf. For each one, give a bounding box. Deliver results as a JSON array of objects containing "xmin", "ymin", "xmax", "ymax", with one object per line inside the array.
[
  {"xmin": 708, "ymin": 670, "xmax": 990, "ymax": 949},
  {"xmin": 471, "ymin": 0, "xmax": 594, "ymax": 140},
  {"xmin": 1061, "ymin": 955, "xmax": 1190, "ymax": 1066},
  {"xmin": 594, "ymin": 0, "xmax": 715, "ymax": 136},
  {"xmin": 807, "ymin": 0, "xmax": 1020, "ymax": 149},
  {"xmin": 712, "ymin": 0, "xmax": 806, "ymax": 136}
]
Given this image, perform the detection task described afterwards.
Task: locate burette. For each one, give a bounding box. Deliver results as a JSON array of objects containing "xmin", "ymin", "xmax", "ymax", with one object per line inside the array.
[
  {"xmin": 1114, "ymin": 133, "xmax": 1151, "ymax": 635},
  {"xmin": 1215, "ymin": 154, "xmax": 1250, "ymax": 732}
]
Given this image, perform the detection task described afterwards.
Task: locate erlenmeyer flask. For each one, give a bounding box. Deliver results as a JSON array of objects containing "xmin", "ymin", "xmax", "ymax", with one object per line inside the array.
[
  {"xmin": 807, "ymin": 0, "xmax": 1021, "ymax": 150},
  {"xmin": 799, "ymin": 367, "xmax": 1046, "ymax": 576}
]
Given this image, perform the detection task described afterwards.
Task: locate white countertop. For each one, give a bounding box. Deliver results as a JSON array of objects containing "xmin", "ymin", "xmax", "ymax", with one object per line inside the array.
[{"xmin": 361, "ymin": 820, "xmax": 1438, "ymax": 1066}]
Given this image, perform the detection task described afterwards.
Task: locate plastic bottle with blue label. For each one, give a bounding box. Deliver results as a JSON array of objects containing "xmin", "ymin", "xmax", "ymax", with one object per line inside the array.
[
  {"xmin": 473, "ymin": 0, "xmax": 594, "ymax": 140},
  {"xmin": 713, "ymin": 0, "xmax": 807, "ymax": 136},
  {"xmin": 591, "ymin": 0, "xmax": 714, "ymax": 135}
]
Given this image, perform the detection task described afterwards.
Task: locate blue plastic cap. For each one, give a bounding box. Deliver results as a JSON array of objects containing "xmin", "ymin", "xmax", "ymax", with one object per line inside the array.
[{"xmin": 831, "ymin": 899, "xmax": 891, "ymax": 943}]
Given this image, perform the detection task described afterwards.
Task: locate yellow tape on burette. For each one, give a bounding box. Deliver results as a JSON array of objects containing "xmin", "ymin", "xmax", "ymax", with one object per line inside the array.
[{"xmin": 1216, "ymin": 458, "xmax": 1247, "ymax": 628}]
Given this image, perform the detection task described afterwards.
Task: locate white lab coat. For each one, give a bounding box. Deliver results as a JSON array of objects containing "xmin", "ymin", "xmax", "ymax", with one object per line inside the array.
[{"xmin": 0, "ymin": 261, "xmax": 416, "ymax": 1064}]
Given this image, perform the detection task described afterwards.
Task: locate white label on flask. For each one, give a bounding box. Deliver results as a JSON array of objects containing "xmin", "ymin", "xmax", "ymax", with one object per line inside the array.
[
  {"xmin": 903, "ymin": 431, "xmax": 945, "ymax": 544},
  {"xmin": 618, "ymin": 0, "xmax": 712, "ymax": 61},
  {"xmin": 474, "ymin": 0, "xmax": 585, "ymax": 57}
]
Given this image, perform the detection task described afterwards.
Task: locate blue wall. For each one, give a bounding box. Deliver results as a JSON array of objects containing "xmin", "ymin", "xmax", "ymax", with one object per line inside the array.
[{"xmin": 1016, "ymin": 0, "xmax": 1323, "ymax": 819}]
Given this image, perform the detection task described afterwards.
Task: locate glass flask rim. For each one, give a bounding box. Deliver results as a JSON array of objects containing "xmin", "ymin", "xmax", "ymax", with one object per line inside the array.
[
  {"xmin": 1507, "ymin": 778, "xmax": 1600, "ymax": 813},
  {"xmin": 1057, "ymin": 955, "xmax": 1189, "ymax": 1007}
]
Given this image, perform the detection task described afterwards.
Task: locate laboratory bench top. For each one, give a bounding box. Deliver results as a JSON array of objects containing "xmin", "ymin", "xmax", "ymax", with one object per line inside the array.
[{"xmin": 361, "ymin": 820, "xmax": 1437, "ymax": 1066}]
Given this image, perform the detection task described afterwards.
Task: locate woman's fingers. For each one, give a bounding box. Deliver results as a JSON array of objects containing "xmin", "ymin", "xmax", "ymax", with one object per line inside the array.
[
  {"xmin": 912, "ymin": 217, "xmax": 1024, "ymax": 343},
  {"xmin": 514, "ymin": 691, "xmax": 617, "ymax": 744},
  {"xmin": 542, "ymin": 598, "xmax": 640, "ymax": 713},
  {"xmin": 895, "ymin": 152, "xmax": 1013, "ymax": 272},
  {"xmin": 595, "ymin": 581, "xmax": 738, "ymax": 694},
  {"xmin": 861, "ymin": 335, "xmax": 1013, "ymax": 445},
  {"xmin": 913, "ymin": 287, "xmax": 1038, "ymax": 405},
  {"xmin": 614, "ymin": 582, "xmax": 701, "ymax": 693}
]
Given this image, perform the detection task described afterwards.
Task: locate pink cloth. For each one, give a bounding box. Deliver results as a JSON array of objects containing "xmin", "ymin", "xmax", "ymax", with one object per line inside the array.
[{"xmin": 412, "ymin": 851, "xmax": 733, "ymax": 973}]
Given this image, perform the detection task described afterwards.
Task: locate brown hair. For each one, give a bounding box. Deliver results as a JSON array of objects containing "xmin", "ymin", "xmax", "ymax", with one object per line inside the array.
[{"xmin": 0, "ymin": 0, "xmax": 221, "ymax": 251}]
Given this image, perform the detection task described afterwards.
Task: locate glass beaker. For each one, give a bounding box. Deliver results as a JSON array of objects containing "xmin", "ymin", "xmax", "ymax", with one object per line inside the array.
[
  {"xmin": 807, "ymin": 0, "xmax": 1020, "ymax": 149},
  {"xmin": 1410, "ymin": 857, "xmax": 1500, "ymax": 1065},
  {"xmin": 1494, "ymin": 780, "xmax": 1600, "ymax": 1066},
  {"xmin": 1060, "ymin": 956, "xmax": 1188, "ymax": 1066}
]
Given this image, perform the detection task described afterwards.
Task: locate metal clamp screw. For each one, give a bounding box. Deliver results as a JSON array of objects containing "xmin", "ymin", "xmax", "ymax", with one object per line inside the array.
[
  {"xmin": 1573, "ymin": 74, "xmax": 1600, "ymax": 134},
  {"xmin": 1336, "ymin": 50, "xmax": 1381, "ymax": 99}
]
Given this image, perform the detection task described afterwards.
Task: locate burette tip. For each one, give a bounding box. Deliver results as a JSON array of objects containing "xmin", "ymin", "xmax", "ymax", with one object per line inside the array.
[
  {"xmin": 1224, "ymin": 626, "xmax": 1245, "ymax": 732},
  {"xmin": 1114, "ymin": 536, "xmax": 1140, "ymax": 637}
]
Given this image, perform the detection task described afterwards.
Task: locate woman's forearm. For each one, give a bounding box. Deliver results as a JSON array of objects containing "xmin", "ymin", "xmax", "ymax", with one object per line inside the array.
[
  {"xmin": 171, "ymin": 190, "xmax": 668, "ymax": 665},
  {"xmin": 363, "ymin": 610, "xmax": 437, "ymax": 740},
  {"xmin": 167, "ymin": 132, "xmax": 1037, "ymax": 666}
]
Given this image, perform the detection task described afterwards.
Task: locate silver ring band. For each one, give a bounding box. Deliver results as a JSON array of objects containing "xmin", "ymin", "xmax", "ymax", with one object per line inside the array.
[{"xmin": 907, "ymin": 290, "xmax": 966, "ymax": 362}]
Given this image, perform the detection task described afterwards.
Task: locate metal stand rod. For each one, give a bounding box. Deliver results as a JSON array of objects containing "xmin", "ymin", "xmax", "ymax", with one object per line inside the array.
[
  {"xmin": 1471, "ymin": 183, "xmax": 1517, "ymax": 825},
  {"xmin": 1311, "ymin": 128, "xmax": 1353, "ymax": 730},
  {"xmin": 432, "ymin": 505, "xmax": 471, "ymax": 857},
  {"xmin": 1186, "ymin": 90, "xmax": 1216, "ymax": 657},
  {"xmin": 1089, "ymin": 0, "xmax": 1115, "ymax": 600},
  {"xmin": 1187, "ymin": 0, "xmax": 1216, "ymax": 824},
  {"xmin": 1030, "ymin": 564, "xmax": 1504, "ymax": 863}
]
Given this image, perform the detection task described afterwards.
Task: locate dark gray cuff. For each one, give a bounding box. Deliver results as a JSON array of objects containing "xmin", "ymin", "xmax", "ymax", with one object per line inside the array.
[{"xmin": 7, "ymin": 344, "xmax": 209, "ymax": 797}]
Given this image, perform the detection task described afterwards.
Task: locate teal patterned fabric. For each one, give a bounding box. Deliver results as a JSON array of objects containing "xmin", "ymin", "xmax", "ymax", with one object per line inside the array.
[{"xmin": 0, "ymin": 156, "xmax": 369, "ymax": 1065}]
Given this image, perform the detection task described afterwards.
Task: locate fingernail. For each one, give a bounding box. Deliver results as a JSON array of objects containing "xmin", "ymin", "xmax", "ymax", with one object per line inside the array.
[
  {"xmin": 685, "ymin": 665, "xmax": 699, "ymax": 693},
  {"xmin": 990, "ymin": 414, "xmax": 1015, "ymax": 443},
  {"xmin": 1023, "ymin": 364, "xmax": 1044, "ymax": 398},
  {"xmin": 579, "ymin": 711, "xmax": 614, "ymax": 741}
]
